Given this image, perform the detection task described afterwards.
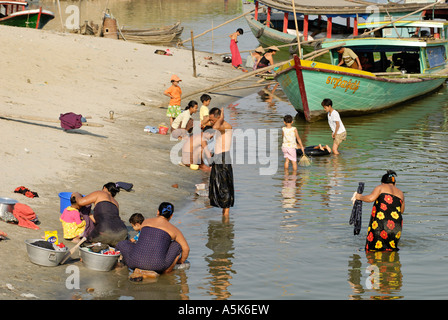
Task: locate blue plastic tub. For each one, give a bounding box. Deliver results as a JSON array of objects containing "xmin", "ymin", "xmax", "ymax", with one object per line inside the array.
[{"xmin": 58, "ymin": 192, "xmax": 72, "ymax": 213}]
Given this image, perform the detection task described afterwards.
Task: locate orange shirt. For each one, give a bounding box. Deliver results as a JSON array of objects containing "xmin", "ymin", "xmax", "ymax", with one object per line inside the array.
[{"xmin": 164, "ymin": 85, "xmax": 182, "ymax": 106}]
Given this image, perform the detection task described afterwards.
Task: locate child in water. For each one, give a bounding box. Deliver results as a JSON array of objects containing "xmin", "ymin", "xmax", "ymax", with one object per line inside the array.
[
  {"xmin": 60, "ymin": 196, "xmax": 86, "ymax": 243},
  {"xmin": 281, "ymin": 114, "xmax": 305, "ymax": 171},
  {"xmin": 129, "ymin": 213, "xmax": 145, "ymax": 243}
]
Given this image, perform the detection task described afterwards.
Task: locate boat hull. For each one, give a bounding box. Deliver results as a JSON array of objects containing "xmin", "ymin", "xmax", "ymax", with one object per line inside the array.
[
  {"xmin": 0, "ymin": 9, "xmax": 54, "ymax": 29},
  {"xmin": 244, "ymin": 14, "xmax": 329, "ymax": 62},
  {"xmin": 275, "ymin": 59, "xmax": 446, "ymax": 121}
]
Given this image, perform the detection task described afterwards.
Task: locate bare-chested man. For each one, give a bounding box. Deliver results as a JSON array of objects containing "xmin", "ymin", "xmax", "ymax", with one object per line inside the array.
[{"xmin": 208, "ymin": 107, "xmax": 234, "ymax": 217}]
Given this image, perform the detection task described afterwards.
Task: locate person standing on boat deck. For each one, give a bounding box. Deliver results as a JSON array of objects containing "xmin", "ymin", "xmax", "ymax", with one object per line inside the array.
[
  {"xmin": 256, "ymin": 46, "xmax": 279, "ymax": 69},
  {"xmin": 353, "ymin": 170, "xmax": 405, "ymax": 252},
  {"xmin": 229, "ymin": 28, "xmax": 245, "ymax": 71},
  {"xmin": 321, "ymin": 98, "xmax": 346, "ymax": 155},
  {"xmin": 336, "ymin": 46, "xmax": 362, "ymax": 70},
  {"xmin": 208, "ymin": 107, "xmax": 234, "ymax": 218}
]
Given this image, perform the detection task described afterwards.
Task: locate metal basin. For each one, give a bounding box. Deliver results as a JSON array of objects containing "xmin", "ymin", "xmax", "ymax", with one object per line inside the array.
[
  {"xmin": 25, "ymin": 239, "xmax": 67, "ymax": 267},
  {"xmin": 80, "ymin": 247, "xmax": 119, "ymax": 272},
  {"xmin": 0, "ymin": 197, "xmax": 18, "ymax": 219}
]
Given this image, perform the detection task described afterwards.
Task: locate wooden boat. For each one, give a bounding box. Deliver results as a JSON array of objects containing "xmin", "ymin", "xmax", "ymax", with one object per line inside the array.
[
  {"xmin": 274, "ymin": 19, "xmax": 448, "ymax": 121},
  {"xmin": 118, "ymin": 21, "xmax": 184, "ymax": 44},
  {"xmin": 245, "ymin": 0, "xmax": 448, "ymax": 58},
  {"xmin": 0, "ymin": 1, "xmax": 54, "ymax": 29}
]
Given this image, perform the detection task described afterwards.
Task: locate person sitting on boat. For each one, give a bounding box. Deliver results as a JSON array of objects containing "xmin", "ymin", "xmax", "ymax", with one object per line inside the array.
[
  {"xmin": 336, "ymin": 46, "xmax": 362, "ymax": 70},
  {"xmin": 256, "ymin": 46, "xmax": 279, "ymax": 70}
]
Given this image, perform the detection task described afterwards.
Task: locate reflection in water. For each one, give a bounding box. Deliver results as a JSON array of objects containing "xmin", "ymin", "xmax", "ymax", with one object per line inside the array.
[
  {"xmin": 348, "ymin": 252, "xmax": 403, "ymax": 300},
  {"xmin": 204, "ymin": 219, "xmax": 236, "ymax": 299}
]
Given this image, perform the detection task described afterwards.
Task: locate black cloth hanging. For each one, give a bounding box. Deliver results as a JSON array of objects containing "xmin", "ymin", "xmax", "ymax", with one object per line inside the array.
[{"xmin": 349, "ymin": 182, "xmax": 365, "ymax": 235}]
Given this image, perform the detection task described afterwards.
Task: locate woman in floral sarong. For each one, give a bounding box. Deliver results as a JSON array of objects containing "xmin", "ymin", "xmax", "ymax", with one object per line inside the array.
[{"xmin": 354, "ymin": 170, "xmax": 405, "ymax": 251}]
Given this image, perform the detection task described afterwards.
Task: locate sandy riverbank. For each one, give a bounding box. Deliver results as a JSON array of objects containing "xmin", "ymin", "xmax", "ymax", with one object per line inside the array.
[{"xmin": 0, "ymin": 25, "xmax": 262, "ymax": 299}]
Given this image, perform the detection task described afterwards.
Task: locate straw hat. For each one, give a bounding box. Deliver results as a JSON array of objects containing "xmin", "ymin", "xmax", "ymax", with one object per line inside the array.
[
  {"xmin": 255, "ymin": 46, "xmax": 265, "ymax": 54},
  {"xmin": 170, "ymin": 74, "xmax": 182, "ymax": 82},
  {"xmin": 267, "ymin": 46, "xmax": 279, "ymax": 52}
]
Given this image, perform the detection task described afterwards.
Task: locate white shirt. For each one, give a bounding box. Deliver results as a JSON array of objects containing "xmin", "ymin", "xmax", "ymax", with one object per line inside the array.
[
  {"xmin": 327, "ymin": 109, "xmax": 346, "ymax": 134},
  {"xmin": 172, "ymin": 110, "xmax": 191, "ymax": 129},
  {"xmin": 282, "ymin": 127, "xmax": 297, "ymax": 148}
]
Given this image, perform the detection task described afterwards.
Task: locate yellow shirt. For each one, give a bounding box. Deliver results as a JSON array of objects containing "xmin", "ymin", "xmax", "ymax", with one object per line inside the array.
[{"xmin": 199, "ymin": 105, "xmax": 209, "ymax": 121}]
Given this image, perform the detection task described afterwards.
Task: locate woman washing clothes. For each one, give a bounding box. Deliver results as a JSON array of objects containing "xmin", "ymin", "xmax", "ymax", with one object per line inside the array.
[
  {"xmin": 354, "ymin": 170, "xmax": 405, "ymax": 252},
  {"xmin": 72, "ymin": 182, "xmax": 127, "ymax": 247},
  {"xmin": 116, "ymin": 202, "xmax": 189, "ymax": 277}
]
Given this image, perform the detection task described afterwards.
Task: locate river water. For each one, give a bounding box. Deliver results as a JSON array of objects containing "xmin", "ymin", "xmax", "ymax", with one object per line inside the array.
[{"xmin": 40, "ymin": 0, "xmax": 448, "ymax": 300}]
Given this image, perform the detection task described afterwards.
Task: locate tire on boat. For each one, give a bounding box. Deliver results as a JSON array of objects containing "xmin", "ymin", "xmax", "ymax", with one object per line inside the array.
[
  {"xmin": 256, "ymin": 27, "xmax": 264, "ymax": 38},
  {"xmin": 297, "ymin": 145, "xmax": 330, "ymax": 157}
]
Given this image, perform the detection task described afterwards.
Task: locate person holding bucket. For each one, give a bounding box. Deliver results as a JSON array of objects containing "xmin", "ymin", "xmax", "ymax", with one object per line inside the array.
[{"xmin": 72, "ymin": 182, "xmax": 127, "ymax": 247}]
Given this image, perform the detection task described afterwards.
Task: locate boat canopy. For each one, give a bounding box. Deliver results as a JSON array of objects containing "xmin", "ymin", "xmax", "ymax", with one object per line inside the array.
[{"xmin": 255, "ymin": 0, "xmax": 448, "ymax": 16}]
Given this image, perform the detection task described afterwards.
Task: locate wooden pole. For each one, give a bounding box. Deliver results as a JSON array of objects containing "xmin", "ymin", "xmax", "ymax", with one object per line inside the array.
[
  {"xmin": 291, "ymin": 0, "xmax": 302, "ymax": 59},
  {"xmin": 179, "ymin": 9, "xmax": 254, "ymax": 45},
  {"xmin": 191, "ymin": 30, "xmax": 197, "ymax": 78},
  {"xmin": 182, "ymin": 60, "xmax": 287, "ymax": 100},
  {"xmin": 293, "ymin": 55, "xmax": 310, "ymax": 121},
  {"xmin": 57, "ymin": 0, "xmax": 64, "ymax": 32}
]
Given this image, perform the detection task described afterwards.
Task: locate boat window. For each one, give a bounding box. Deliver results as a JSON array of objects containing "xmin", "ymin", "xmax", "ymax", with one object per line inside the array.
[{"xmin": 426, "ymin": 46, "xmax": 446, "ymax": 69}]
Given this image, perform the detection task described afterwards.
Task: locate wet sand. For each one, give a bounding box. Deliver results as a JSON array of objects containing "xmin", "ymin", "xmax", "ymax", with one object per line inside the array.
[{"xmin": 0, "ymin": 25, "xmax": 261, "ymax": 299}]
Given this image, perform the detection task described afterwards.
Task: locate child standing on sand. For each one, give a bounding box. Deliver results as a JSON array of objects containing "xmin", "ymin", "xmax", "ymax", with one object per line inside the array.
[
  {"xmin": 281, "ymin": 114, "xmax": 305, "ymax": 172},
  {"xmin": 321, "ymin": 98, "xmax": 347, "ymax": 155},
  {"xmin": 164, "ymin": 75, "xmax": 183, "ymax": 127}
]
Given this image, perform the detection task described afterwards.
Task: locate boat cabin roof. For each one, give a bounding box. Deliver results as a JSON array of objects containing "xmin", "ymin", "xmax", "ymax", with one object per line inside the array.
[
  {"xmin": 0, "ymin": 1, "xmax": 27, "ymax": 5},
  {"xmin": 255, "ymin": 0, "xmax": 448, "ymax": 18},
  {"xmin": 323, "ymin": 37, "xmax": 444, "ymax": 48},
  {"xmin": 358, "ymin": 19, "xmax": 448, "ymax": 30}
]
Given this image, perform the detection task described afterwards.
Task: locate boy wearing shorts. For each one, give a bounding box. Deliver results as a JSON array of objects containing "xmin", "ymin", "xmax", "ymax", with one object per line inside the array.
[
  {"xmin": 164, "ymin": 75, "xmax": 182, "ymax": 127},
  {"xmin": 321, "ymin": 98, "xmax": 347, "ymax": 155}
]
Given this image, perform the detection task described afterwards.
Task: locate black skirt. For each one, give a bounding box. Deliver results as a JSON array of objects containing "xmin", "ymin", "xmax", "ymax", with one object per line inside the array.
[{"xmin": 209, "ymin": 152, "xmax": 234, "ymax": 209}]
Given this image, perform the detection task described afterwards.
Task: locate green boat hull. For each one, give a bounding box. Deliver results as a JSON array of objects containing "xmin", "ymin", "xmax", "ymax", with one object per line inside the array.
[
  {"xmin": 245, "ymin": 14, "xmax": 331, "ymax": 63},
  {"xmin": 275, "ymin": 60, "xmax": 446, "ymax": 121},
  {"xmin": 0, "ymin": 11, "xmax": 54, "ymax": 29}
]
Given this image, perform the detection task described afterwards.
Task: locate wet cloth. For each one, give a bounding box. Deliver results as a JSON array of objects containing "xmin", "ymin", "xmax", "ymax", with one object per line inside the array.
[
  {"xmin": 14, "ymin": 186, "xmax": 38, "ymax": 198},
  {"xmin": 349, "ymin": 182, "xmax": 365, "ymax": 235},
  {"xmin": 116, "ymin": 226, "xmax": 182, "ymax": 273},
  {"xmin": 59, "ymin": 112, "xmax": 83, "ymax": 130},
  {"xmin": 209, "ymin": 152, "xmax": 234, "ymax": 209},
  {"xmin": 88, "ymin": 201, "xmax": 127, "ymax": 246},
  {"xmin": 230, "ymin": 39, "xmax": 242, "ymax": 67},
  {"xmin": 365, "ymin": 193, "xmax": 403, "ymax": 252},
  {"xmin": 12, "ymin": 203, "xmax": 40, "ymax": 230}
]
